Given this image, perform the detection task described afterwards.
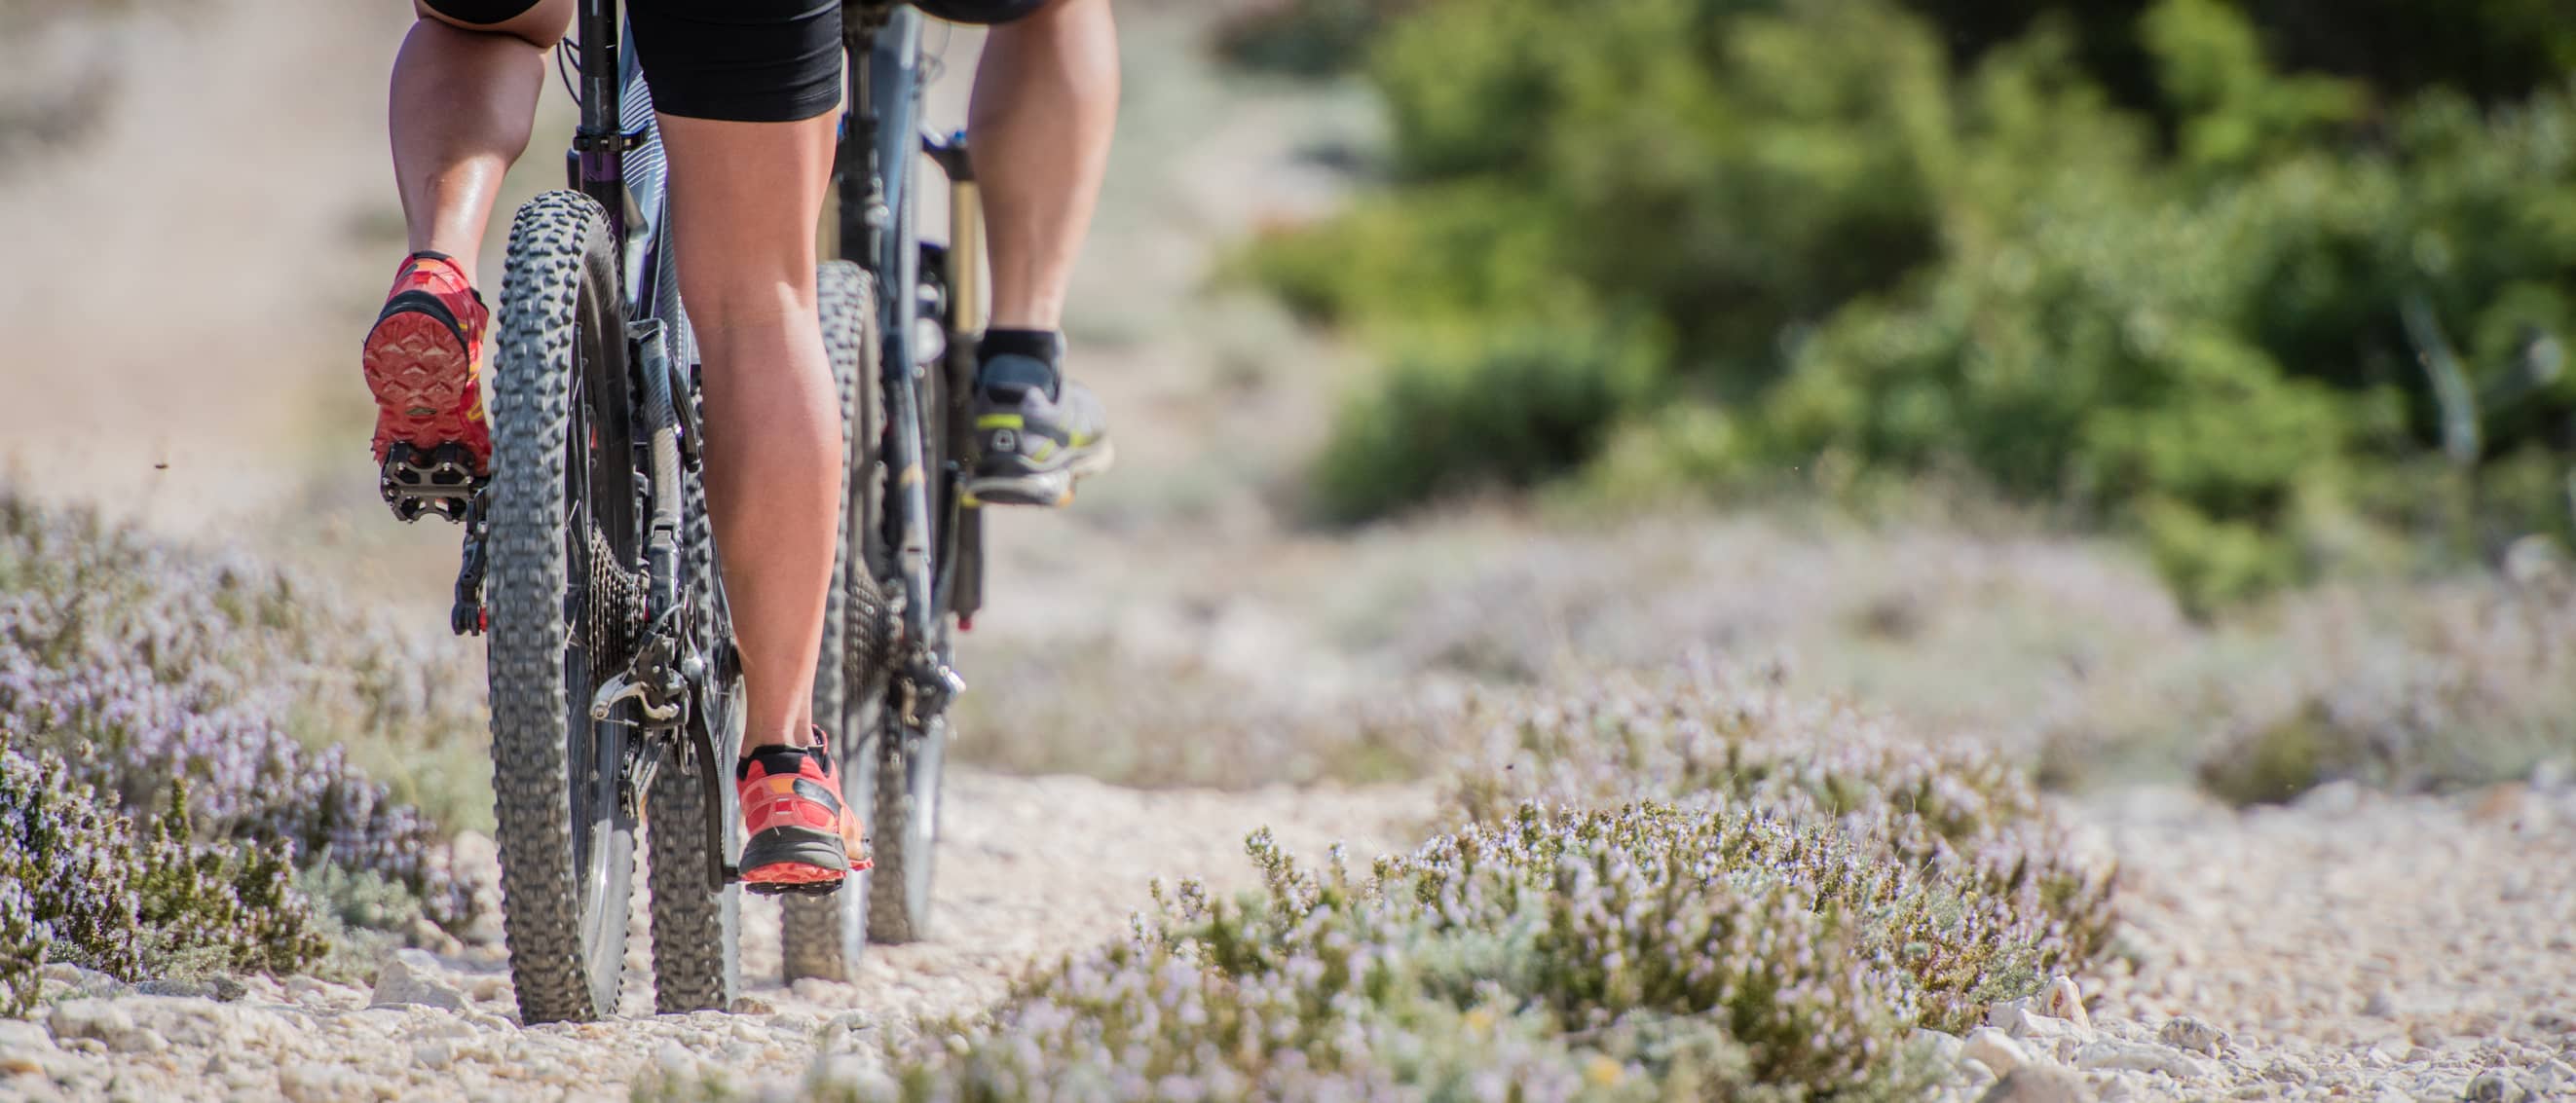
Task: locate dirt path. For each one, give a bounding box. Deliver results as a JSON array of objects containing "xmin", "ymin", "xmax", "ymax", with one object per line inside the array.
[
  {"xmin": 7, "ymin": 770, "xmax": 1434, "ymax": 1103},
  {"xmin": 1947, "ymin": 782, "xmax": 2576, "ymax": 1102}
]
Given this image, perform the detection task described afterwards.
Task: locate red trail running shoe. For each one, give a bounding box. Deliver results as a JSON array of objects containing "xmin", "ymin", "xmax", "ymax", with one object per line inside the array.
[
  {"xmin": 736, "ymin": 742, "xmax": 870, "ymax": 894},
  {"xmin": 363, "ymin": 251, "xmax": 492, "ymax": 520}
]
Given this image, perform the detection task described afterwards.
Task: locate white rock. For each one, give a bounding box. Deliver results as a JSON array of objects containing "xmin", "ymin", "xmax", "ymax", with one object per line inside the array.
[
  {"xmin": 2074, "ymin": 1039, "xmax": 2210, "ymax": 1082},
  {"xmin": 46, "ymin": 999, "xmax": 135, "ymax": 1046},
  {"xmin": 131, "ymin": 995, "xmax": 266, "ymax": 1048},
  {"xmin": 283, "ymin": 976, "xmax": 340, "ymax": 1006},
  {"xmin": 1977, "ymin": 1065, "xmax": 2094, "ymax": 1103},
  {"xmin": 0, "ymin": 1022, "xmax": 59, "ymax": 1076},
  {"xmin": 2463, "ymin": 1069, "xmax": 2527, "ymax": 1103},
  {"xmin": 412, "ymin": 1041, "xmax": 454, "ymax": 1071},
  {"xmin": 2156, "ymin": 1015, "xmax": 2226, "ymax": 1055},
  {"xmin": 659, "ymin": 1041, "xmax": 700, "ymax": 1077},
  {"xmin": 105, "ymin": 1028, "xmax": 166, "ymax": 1054},
  {"xmin": 370, "ymin": 950, "xmax": 467, "ymax": 1011},
  {"xmin": 2262, "ymin": 1054, "xmax": 2314, "ymax": 1084},
  {"xmin": 1990, "ymin": 1005, "xmax": 2098, "ymax": 1048},
  {"xmin": 2045, "ymin": 976, "xmax": 2092, "ymax": 1031},
  {"xmin": 0, "ymin": 1019, "xmax": 57, "ymax": 1052},
  {"xmin": 1965, "ymin": 1028, "xmax": 2035, "ymax": 1076}
]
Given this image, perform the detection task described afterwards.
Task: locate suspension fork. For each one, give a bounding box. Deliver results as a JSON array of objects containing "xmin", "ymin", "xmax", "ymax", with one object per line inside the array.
[
  {"xmin": 925, "ymin": 129, "xmax": 987, "ymax": 628},
  {"xmin": 841, "ymin": 9, "xmax": 956, "ymax": 717}
]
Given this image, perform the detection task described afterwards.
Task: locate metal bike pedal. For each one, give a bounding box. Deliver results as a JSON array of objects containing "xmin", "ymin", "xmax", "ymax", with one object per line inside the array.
[
  {"xmin": 742, "ymin": 880, "xmax": 844, "ymax": 899},
  {"xmin": 381, "ymin": 442, "xmax": 484, "ymax": 523}
]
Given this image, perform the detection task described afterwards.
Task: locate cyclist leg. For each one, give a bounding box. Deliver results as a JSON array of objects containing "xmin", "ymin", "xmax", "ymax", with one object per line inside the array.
[
  {"xmin": 364, "ymin": 0, "xmax": 569, "ymax": 497},
  {"xmin": 395, "ymin": 0, "xmax": 569, "ymax": 275},
  {"xmin": 971, "ymin": 0, "xmax": 1117, "ymax": 335},
  {"xmin": 659, "ymin": 112, "xmax": 841, "ymax": 762},
  {"xmin": 953, "ymin": 0, "xmax": 1122, "ymax": 506},
  {"xmin": 634, "ymin": 0, "xmax": 866, "ymax": 885}
]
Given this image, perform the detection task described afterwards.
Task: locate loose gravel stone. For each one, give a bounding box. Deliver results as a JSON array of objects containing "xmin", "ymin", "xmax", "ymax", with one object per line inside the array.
[
  {"xmin": 2157, "ymin": 1015, "xmax": 2226, "ymax": 1055},
  {"xmin": 1966, "ymin": 1028, "xmax": 2036, "ymax": 1076},
  {"xmin": 1979, "ymin": 1065, "xmax": 2095, "ymax": 1103},
  {"xmin": 371, "ymin": 949, "xmax": 468, "ymax": 1011},
  {"xmin": 2072, "ymin": 1038, "xmax": 2210, "ymax": 1081},
  {"xmin": 2085, "ymin": 785, "xmax": 2576, "ymax": 1103}
]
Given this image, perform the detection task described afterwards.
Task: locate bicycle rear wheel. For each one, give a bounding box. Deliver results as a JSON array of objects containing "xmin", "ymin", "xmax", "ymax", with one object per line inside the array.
[
  {"xmin": 646, "ymin": 355, "xmax": 742, "ymax": 1011},
  {"xmin": 867, "ymin": 292, "xmax": 951, "ymax": 946},
  {"xmin": 782, "ymin": 261, "xmax": 881, "ymax": 981},
  {"xmin": 486, "ymin": 190, "xmax": 640, "ymax": 1024}
]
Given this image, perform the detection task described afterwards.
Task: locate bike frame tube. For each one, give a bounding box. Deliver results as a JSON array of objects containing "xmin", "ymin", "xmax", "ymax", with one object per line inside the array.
[
  {"xmin": 843, "ymin": 6, "xmax": 941, "ymax": 654},
  {"xmin": 574, "ymin": 0, "xmax": 626, "ymax": 241}
]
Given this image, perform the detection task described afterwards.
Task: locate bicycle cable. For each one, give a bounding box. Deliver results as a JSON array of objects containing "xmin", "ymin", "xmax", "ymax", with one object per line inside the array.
[
  {"xmin": 923, "ymin": 21, "xmax": 951, "ymax": 87},
  {"xmin": 554, "ymin": 38, "xmax": 581, "ymax": 107}
]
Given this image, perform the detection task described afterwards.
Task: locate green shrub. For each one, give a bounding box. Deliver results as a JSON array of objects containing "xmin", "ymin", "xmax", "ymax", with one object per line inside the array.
[
  {"xmin": 1261, "ymin": 0, "xmax": 2576, "ymax": 604},
  {"xmin": 1211, "ymin": 0, "xmax": 1416, "ymax": 77},
  {"xmin": 0, "ymin": 742, "xmax": 326, "ymax": 1014},
  {"xmin": 1311, "ymin": 322, "xmax": 1664, "ymax": 523}
]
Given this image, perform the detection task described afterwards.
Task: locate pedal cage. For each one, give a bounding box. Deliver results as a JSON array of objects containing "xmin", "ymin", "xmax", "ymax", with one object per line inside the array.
[{"xmin": 384, "ymin": 442, "xmax": 485, "ymax": 524}]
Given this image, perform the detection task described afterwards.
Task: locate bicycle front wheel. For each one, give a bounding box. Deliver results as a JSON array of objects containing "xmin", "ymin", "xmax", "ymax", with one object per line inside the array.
[
  {"xmin": 783, "ymin": 261, "xmax": 880, "ymax": 981},
  {"xmin": 486, "ymin": 190, "xmax": 640, "ymax": 1025}
]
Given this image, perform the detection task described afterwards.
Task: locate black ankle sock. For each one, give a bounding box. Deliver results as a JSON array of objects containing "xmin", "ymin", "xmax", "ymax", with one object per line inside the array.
[
  {"xmin": 977, "ymin": 329, "xmax": 1064, "ymax": 399},
  {"xmin": 738, "ymin": 745, "xmax": 827, "ymax": 781}
]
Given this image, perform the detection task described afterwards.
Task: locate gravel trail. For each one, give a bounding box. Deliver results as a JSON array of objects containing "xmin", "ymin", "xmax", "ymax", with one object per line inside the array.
[
  {"xmin": 1, "ymin": 770, "xmax": 1433, "ymax": 1102},
  {"xmin": 1940, "ymin": 780, "xmax": 2576, "ymax": 1103}
]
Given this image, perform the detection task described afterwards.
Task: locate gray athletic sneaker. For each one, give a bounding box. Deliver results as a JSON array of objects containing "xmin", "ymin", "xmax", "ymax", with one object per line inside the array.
[{"xmin": 966, "ymin": 351, "xmax": 1114, "ymax": 507}]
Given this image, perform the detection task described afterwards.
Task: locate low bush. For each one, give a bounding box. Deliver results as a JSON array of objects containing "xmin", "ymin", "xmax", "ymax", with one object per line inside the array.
[
  {"xmin": 1210, "ymin": 0, "xmax": 1416, "ymax": 78},
  {"xmin": 1310, "ymin": 322, "xmax": 1666, "ymax": 524},
  {"xmin": 758, "ymin": 661, "xmax": 2109, "ymax": 1099},
  {"xmin": 0, "ymin": 742, "xmax": 326, "ymax": 1015},
  {"xmin": 0, "ymin": 495, "xmax": 474, "ymax": 926},
  {"xmin": 2192, "ymin": 558, "xmax": 2576, "ymax": 804},
  {"xmin": 1446, "ymin": 660, "xmax": 2115, "ymax": 1032}
]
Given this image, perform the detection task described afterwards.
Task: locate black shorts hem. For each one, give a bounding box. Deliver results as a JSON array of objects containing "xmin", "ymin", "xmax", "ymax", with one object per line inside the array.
[
  {"xmin": 420, "ymin": 0, "xmax": 543, "ymax": 27},
  {"xmin": 628, "ymin": 0, "xmax": 843, "ymax": 125}
]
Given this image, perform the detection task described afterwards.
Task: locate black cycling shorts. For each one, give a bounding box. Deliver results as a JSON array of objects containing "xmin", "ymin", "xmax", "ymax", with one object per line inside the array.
[{"xmin": 421, "ymin": 0, "xmax": 1050, "ymax": 123}]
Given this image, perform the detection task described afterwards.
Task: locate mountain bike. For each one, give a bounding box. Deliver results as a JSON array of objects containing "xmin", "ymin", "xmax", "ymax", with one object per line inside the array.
[{"xmin": 414, "ymin": 0, "xmax": 983, "ymax": 1024}]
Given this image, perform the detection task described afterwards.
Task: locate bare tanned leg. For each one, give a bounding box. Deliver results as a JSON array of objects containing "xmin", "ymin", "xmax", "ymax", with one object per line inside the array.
[
  {"xmin": 655, "ymin": 112, "xmax": 844, "ymax": 755},
  {"xmin": 972, "ymin": 0, "xmax": 1119, "ymax": 331},
  {"xmin": 392, "ymin": 0, "xmax": 570, "ymax": 276}
]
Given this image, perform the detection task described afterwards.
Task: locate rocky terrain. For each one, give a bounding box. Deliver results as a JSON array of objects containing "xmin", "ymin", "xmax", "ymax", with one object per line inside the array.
[
  {"xmin": 1919, "ymin": 779, "xmax": 2576, "ymax": 1103},
  {"xmin": 9, "ymin": 775, "xmax": 2568, "ymax": 1102},
  {"xmin": 0, "ymin": 771, "xmax": 1430, "ymax": 1102}
]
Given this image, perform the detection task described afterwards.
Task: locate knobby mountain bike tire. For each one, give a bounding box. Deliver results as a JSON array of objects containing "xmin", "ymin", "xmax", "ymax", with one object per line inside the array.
[
  {"xmin": 867, "ymin": 278, "xmax": 950, "ymax": 947},
  {"xmin": 485, "ymin": 190, "xmax": 640, "ymax": 1024},
  {"xmin": 782, "ymin": 261, "xmax": 881, "ymax": 981},
  {"xmin": 646, "ymin": 363, "xmax": 742, "ymax": 1012}
]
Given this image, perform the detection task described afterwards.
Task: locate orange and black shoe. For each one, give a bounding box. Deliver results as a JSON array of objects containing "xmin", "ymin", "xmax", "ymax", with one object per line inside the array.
[
  {"xmin": 736, "ymin": 741, "xmax": 871, "ymax": 896},
  {"xmin": 363, "ymin": 251, "xmax": 492, "ymax": 523}
]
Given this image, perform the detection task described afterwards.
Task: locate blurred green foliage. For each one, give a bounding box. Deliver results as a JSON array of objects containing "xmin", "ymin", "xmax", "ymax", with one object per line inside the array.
[{"xmin": 1243, "ymin": 0, "xmax": 2576, "ymax": 608}]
